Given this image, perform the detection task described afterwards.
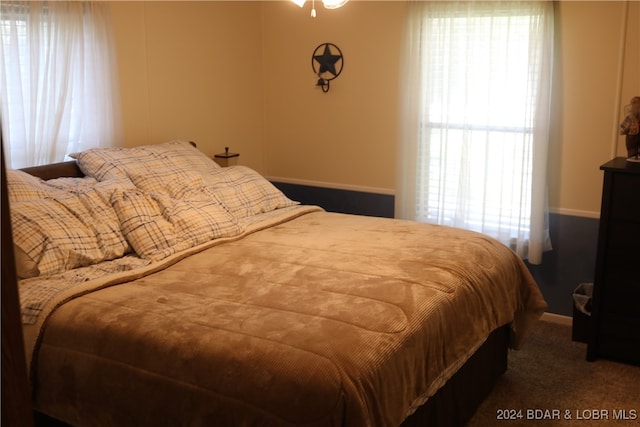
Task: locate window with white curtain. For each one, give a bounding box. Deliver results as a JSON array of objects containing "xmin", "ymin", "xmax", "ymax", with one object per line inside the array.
[
  {"xmin": 397, "ymin": 1, "xmax": 554, "ymax": 264},
  {"xmin": 0, "ymin": 1, "xmax": 121, "ymax": 169}
]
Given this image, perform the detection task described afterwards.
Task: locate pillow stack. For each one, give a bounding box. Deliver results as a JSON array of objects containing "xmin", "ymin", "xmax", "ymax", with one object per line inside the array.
[{"xmin": 8, "ymin": 140, "xmax": 298, "ymax": 277}]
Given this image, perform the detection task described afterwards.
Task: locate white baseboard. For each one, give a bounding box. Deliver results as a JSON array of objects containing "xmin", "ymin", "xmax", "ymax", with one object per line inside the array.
[
  {"xmin": 548, "ymin": 207, "xmax": 600, "ymax": 219},
  {"xmin": 541, "ymin": 312, "xmax": 573, "ymax": 326}
]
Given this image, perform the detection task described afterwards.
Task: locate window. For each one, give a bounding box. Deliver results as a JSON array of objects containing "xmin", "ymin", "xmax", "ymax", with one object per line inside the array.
[
  {"xmin": 0, "ymin": 1, "xmax": 121, "ymax": 169},
  {"xmin": 397, "ymin": 1, "xmax": 554, "ymax": 264}
]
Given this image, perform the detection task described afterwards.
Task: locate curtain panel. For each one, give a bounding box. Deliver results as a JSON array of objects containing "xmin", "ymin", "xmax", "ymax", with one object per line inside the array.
[
  {"xmin": 397, "ymin": 1, "xmax": 554, "ymax": 265},
  {"xmin": 0, "ymin": 1, "xmax": 121, "ymax": 169}
]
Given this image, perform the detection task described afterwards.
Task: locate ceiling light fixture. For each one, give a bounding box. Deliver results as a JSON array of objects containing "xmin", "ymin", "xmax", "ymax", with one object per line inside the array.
[
  {"xmin": 292, "ymin": 0, "xmax": 348, "ymax": 17},
  {"xmin": 321, "ymin": 0, "xmax": 349, "ymax": 9}
]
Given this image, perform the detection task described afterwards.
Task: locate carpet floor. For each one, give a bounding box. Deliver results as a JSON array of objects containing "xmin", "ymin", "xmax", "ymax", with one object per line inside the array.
[{"xmin": 467, "ymin": 319, "xmax": 640, "ymax": 426}]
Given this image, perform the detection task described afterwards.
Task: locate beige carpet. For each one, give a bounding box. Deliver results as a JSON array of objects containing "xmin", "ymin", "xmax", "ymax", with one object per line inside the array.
[{"xmin": 467, "ymin": 320, "xmax": 640, "ymax": 426}]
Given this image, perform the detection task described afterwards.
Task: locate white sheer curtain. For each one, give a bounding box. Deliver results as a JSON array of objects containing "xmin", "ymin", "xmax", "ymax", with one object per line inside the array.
[
  {"xmin": 397, "ymin": 1, "xmax": 554, "ymax": 265},
  {"xmin": 0, "ymin": 1, "xmax": 121, "ymax": 169}
]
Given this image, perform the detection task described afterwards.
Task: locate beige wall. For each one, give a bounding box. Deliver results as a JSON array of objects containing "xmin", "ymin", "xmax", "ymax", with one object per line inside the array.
[
  {"xmin": 110, "ymin": 1, "xmax": 266, "ymax": 167},
  {"xmin": 262, "ymin": 1, "xmax": 404, "ymax": 192},
  {"xmin": 549, "ymin": 1, "xmax": 639, "ymax": 215},
  {"xmin": 110, "ymin": 1, "xmax": 639, "ymax": 216}
]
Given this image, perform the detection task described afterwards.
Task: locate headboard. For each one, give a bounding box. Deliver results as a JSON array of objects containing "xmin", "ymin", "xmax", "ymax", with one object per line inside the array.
[{"xmin": 20, "ymin": 160, "xmax": 84, "ymax": 180}]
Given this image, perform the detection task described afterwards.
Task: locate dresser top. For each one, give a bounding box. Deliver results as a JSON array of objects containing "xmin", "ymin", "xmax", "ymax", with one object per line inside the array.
[{"xmin": 600, "ymin": 157, "xmax": 640, "ymax": 174}]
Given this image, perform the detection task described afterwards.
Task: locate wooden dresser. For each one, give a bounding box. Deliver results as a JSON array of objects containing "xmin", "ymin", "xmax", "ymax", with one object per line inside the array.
[{"xmin": 587, "ymin": 157, "xmax": 640, "ymax": 366}]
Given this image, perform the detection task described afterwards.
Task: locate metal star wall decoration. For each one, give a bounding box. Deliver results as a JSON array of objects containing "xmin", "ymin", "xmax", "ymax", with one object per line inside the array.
[{"xmin": 311, "ymin": 43, "xmax": 343, "ymax": 93}]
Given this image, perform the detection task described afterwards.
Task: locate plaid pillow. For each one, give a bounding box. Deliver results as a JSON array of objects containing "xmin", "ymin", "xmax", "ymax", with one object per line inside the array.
[
  {"xmin": 155, "ymin": 194, "xmax": 242, "ymax": 247},
  {"xmin": 137, "ymin": 140, "xmax": 222, "ymax": 173},
  {"xmin": 71, "ymin": 140, "xmax": 220, "ymax": 181},
  {"xmin": 13, "ymin": 245, "xmax": 40, "ymax": 279},
  {"xmin": 203, "ymin": 166, "xmax": 298, "ymax": 218},
  {"xmin": 6, "ymin": 169, "xmax": 54, "ymax": 202},
  {"xmin": 110, "ymin": 190, "xmax": 178, "ymax": 261},
  {"xmin": 10, "ymin": 178, "xmax": 133, "ymax": 277},
  {"xmin": 128, "ymin": 168, "xmax": 205, "ymax": 199},
  {"xmin": 71, "ymin": 179, "xmax": 134, "ymax": 259},
  {"xmin": 110, "ymin": 189, "xmax": 242, "ymax": 261},
  {"xmin": 43, "ymin": 176, "xmax": 99, "ymax": 192},
  {"xmin": 129, "ymin": 166, "xmax": 298, "ymax": 219},
  {"xmin": 11, "ymin": 196, "xmax": 109, "ymax": 276},
  {"xmin": 71, "ymin": 146, "xmax": 155, "ymax": 181}
]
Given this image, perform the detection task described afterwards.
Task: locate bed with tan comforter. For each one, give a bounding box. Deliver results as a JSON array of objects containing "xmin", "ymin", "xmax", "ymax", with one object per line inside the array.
[{"xmin": 10, "ymin": 141, "xmax": 547, "ymax": 427}]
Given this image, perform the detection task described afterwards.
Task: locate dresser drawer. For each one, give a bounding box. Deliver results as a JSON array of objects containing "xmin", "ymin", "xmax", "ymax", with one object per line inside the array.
[
  {"xmin": 601, "ymin": 246, "xmax": 640, "ymax": 315},
  {"xmin": 597, "ymin": 315, "xmax": 640, "ymax": 365},
  {"xmin": 606, "ymin": 220, "xmax": 640, "ymax": 250},
  {"xmin": 599, "ymin": 276, "xmax": 640, "ymax": 316},
  {"xmin": 610, "ymin": 173, "xmax": 640, "ymax": 220}
]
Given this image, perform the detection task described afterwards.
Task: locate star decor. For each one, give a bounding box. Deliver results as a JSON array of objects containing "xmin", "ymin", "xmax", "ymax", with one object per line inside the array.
[
  {"xmin": 313, "ymin": 44, "xmax": 341, "ymax": 76},
  {"xmin": 311, "ymin": 43, "xmax": 343, "ymax": 93}
]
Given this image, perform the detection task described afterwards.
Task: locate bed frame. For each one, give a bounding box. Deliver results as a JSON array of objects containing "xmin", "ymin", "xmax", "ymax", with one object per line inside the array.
[{"xmin": 20, "ymin": 160, "xmax": 509, "ymax": 427}]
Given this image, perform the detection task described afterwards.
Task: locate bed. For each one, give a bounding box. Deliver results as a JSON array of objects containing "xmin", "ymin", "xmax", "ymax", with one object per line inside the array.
[{"xmin": 8, "ymin": 140, "xmax": 547, "ymax": 427}]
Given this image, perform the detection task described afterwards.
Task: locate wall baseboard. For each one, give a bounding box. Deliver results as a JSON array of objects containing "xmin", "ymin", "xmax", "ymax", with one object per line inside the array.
[
  {"xmin": 541, "ymin": 312, "xmax": 573, "ymax": 326},
  {"xmin": 549, "ymin": 207, "xmax": 600, "ymax": 219}
]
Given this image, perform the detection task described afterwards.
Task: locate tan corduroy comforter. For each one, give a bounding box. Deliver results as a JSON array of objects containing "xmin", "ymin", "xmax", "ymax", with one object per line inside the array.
[{"xmin": 30, "ymin": 207, "xmax": 547, "ymax": 427}]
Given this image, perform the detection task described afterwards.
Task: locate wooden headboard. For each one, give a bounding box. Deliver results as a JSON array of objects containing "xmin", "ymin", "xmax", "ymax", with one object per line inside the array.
[{"xmin": 20, "ymin": 160, "xmax": 84, "ymax": 180}]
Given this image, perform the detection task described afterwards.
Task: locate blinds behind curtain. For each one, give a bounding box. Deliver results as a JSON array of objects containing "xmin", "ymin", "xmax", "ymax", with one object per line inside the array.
[
  {"xmin": 0, "ymin": 1, "xmax": 121, "ymax": 169},
  {"xmin": 397, "ymin": 1, "xmax": 554, "ymax": 264}
]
